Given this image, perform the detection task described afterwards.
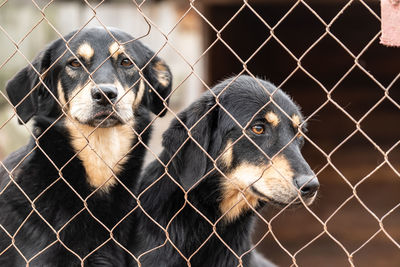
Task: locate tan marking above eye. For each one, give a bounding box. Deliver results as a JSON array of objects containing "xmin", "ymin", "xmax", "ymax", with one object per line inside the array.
[
  {"xmin": 109, "ymin": 42, "xmax": 119, "ymax": 55},
  {"xmin": 77, "ymin": 43, "xmax": 94, "ymax": 61},
  {"xmin": 265, "ymin": 111, "xmax": 280, "ymax": 127},
  {"xmin": 292, "ymin": 114, "xmax": 301, "ymax": 128},
  {"xmin": 109, "ymin": 42, "xmax": 125, "ymax": 60}
]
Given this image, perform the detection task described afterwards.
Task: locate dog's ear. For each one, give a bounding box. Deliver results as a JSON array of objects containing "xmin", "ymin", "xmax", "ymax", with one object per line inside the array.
[
  {"xmin": 142, "ymin": 47, "xmax": 172, "ymax": 117},
  {"xmin": 162, "ymin": 93, "xmax": 221, "ymax": 191},
  {"xmin": 5, "ymin": 44, "xmax": 55, "ymax": 124}
]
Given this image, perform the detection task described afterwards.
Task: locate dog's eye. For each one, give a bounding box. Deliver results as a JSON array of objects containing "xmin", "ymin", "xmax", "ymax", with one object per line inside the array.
[
  {"xmin": 121, "ymin": 58, "xmax": 133, "ymax": 67},
  {"xmin": 251, "ymin": 125, "xmax": 265, "ymax": 135},
  {"xmin": 69, "ymin": 59, "xmax": 82, "ymax": 68}
]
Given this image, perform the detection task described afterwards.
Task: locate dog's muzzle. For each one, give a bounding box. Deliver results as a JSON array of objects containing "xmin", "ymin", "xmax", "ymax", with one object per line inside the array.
[
  {"xmin": 294, "ymin": 175, "xmax": 319, "ymax": 198},
  {"xmin": 91, "ymin": 85, "xmax": 118, "ymax": 106},
  {"xmin": 88, "ymin": 85, "xmax": 124, "ymax": 127}
]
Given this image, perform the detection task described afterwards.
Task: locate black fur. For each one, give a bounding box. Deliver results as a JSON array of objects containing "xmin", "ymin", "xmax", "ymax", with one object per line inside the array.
[
  {"xmin": 127, "ymin": 75, "xmax": 318, "ymax": 266},
  {"xmin": 0, "ymin": 27, "xmax": 172, "ymax": 266},
  {"xmin": 6, "ymin": 27, "xmax": 171, "ymax": 124}
]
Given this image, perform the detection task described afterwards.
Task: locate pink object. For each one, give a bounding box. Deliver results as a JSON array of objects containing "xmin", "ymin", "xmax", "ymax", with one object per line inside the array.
[{"xmin": 381, "ymin": 0, "xmax": 400, "ymax": 47}]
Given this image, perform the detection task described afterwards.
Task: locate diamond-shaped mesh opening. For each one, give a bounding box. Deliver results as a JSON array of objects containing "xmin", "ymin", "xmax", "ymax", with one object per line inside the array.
[
  {"xmin": 1, "ymin": 0, "xmax": 399, "ymax": 266},
  {"xmin": 250, "ymin": 231, "xmax": 291, "ymax": 265},
  {"xmin": 301, "ymin": 34, "xmax": 355, "ymax": 88},
  {"xmin": 206, "ymin": 40, "xmax": 247, "ymax": 79},
  {"xmin": 381, "ymin": 207, "xmax": 400, "ymax": 245},
  {"xmin": 361, "ymin": 98, "xmax": 400, "ymax": 151},
  {"xmin": 331, "ymin": 68, "xmax": 384, "ymax": 120},
  {"xmin": 360, "ymin": 39, "xmax": 400, "ymax": 86},
  {"xmin": 326, "ymin": 198, "xmax": 380, "ymax": 252},
  {"xmin": 267, "ymin": 207, "xmax": 323, "ymax": 249},
  {"xmin": 330, "ymin": 1, "xmax": 380, "ymax": 55},
  {"xmin": 245, "ymin": 38, "xmax": 297, "ymax": 83},
  {"xmin": 220, "ymin": 7, "xmax": 271, "ymax": 60},
  {"xmin": 274, "ymin": 3, "xmax": 326, "ymax": 57},
  {"xmin": 310, "ymin": 165, "xmax": 353, "ymax": 219},
  {"xmin": 352, "ymin": 232, "xmax": 400, "ymax": 266},
  {"xmin": 305, "ymin": 102, "xmax": 356, "ymax": 153},
  {"xmin": 330, "ymin": 132, "xmax": 383, "ymax": 184},
  {"xmin": 357, "ymin": 164, "xmax": 400, "ymax": 217},
  {"xmin": 294, "ymin": 234, "xmax": 350, "ymax": 266},
  {"xmin": 280, "ymin": 70, "xmax": 326, "ymax": 113}
]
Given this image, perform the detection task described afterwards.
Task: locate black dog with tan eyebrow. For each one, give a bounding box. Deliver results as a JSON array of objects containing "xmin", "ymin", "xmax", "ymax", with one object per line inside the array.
[
  {"xmin": 0, "ymin": 27, "xmax": 172, "ymax": 266},
  {"xmin": 128, "ymin": 75, "xmax": 319, "ymax": 266}
]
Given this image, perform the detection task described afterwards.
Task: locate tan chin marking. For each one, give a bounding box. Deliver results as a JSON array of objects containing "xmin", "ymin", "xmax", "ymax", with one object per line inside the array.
[
  {"xmin": 220, "ymin": 155, "xmax": 295, "ymax": 222},
  {"xmin": 218, "ymin": 140, "xmax": 233, "ymax": 168},
  {"xmin": 65, "ymin": 119, "xmax": 135, "ymax": 192},
  {"xmin": 265, "ymin": 111, "xmax": 280, "ymax": 127},
  {"xmin": 292, "ymin": 114, "xmax": 301, "ymax": 128},
  {"xmin": 77, "ymin": 43, "xmax": 94, "ymax": 61},
  {"xmin": 220, "ymin": 180, "xmax": 260, "ymax": 223}
]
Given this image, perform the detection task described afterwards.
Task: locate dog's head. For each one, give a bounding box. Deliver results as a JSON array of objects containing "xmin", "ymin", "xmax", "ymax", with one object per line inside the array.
[
  {"xmin": 163, "ymin": 75, "xmax": 318, "ymax": 222},
  {"xmin": 6, "ymin": 27, "xmax": 172, "ymax": 127}
]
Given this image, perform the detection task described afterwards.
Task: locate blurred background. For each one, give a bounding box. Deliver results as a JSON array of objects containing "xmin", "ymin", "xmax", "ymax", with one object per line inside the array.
[{"xmin": 1, "ymin": 0, "xmax": 399, "ymax": 266}]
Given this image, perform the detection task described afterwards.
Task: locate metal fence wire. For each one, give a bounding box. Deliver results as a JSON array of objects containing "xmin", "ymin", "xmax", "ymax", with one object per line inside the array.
[{"xmin": 0, "ymin": 0, "xmax": 399, "ymax": 266}]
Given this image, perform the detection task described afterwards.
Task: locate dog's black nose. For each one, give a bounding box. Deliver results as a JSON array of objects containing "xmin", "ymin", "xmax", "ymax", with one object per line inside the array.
[
  {"xmin": 91, "ymin": 86, "xmax": 118, "ymax": 105},
  {"xmin": 294, "ymin": 175, "xmax": 319, "ymax": 197}
]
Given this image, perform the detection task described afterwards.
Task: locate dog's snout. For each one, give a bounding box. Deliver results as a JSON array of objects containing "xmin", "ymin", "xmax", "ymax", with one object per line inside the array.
[
  {"xmin": 91, "ymin": 86, "xmax": 118, "ymax": 105},
  {"xmin": 294, "ymin": 175, "xmax": 319, "ymax": 197}
]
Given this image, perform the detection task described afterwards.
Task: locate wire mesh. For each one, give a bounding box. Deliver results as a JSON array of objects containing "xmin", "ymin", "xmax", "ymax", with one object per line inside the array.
[{"xmin": 0, "ymin": 0, "xmax": 399, "ymax": 266}]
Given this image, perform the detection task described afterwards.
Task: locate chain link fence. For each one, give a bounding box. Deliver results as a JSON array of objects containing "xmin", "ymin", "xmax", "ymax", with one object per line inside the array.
[{"xmin": 0, "ymin": 0, "xmax": 399, "ymax": 266}]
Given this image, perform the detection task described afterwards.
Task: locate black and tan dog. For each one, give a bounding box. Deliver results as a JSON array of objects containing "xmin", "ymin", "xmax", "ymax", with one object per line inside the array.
[
  {"xmin": 0, "ymin": 27, "xmax": 172, "ymax": 266},
  {"xmin": 128, "ymin": 75, "xmax": 319, "ymax": 266}
]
